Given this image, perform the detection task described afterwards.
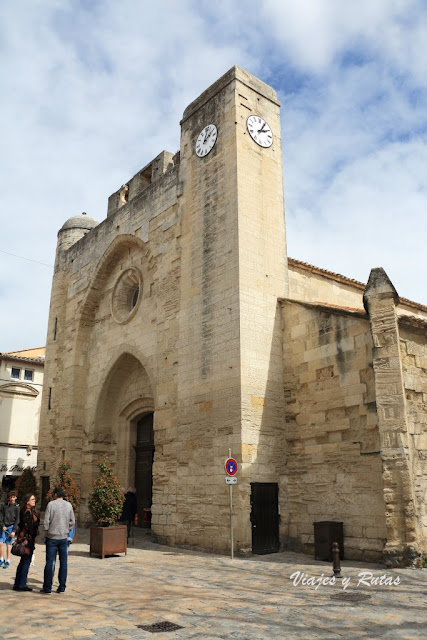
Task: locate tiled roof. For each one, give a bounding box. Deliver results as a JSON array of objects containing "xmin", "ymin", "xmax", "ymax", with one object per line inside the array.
[
  {"xmin": 288, "ymin": 258, "xmax": 365, "ymax": 288},
  {"xmin": 288, "ymin": 257, "xmax": 427, "ymax": 313},
  {"xmin": 0, "ymin": 347, "xmax": 45, "ymax": 365},
  {"xmin": 280, "ymin": 297, "xmax": 367, "ymax": 318},
  {"xmin": 5, "ymin": 347, "xmax": 45, "ymax": 358},
  {"xmin": 398, "ymin": 315, "xmax": 427, "ymax": 331}
]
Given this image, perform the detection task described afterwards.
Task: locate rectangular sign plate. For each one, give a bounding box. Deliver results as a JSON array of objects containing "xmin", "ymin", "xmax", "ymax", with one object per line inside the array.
[{"xmin": 225, "ymin": 477, "xmax": 237, "ymax": 484}]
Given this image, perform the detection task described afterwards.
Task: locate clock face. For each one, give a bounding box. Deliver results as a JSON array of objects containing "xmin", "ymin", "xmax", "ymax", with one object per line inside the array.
[
  {"xmin": 247, "ymin": 115, "xmax": 273, "ymax": 148},
  {"xmin": 196, "ymin": 124, "xmax": 218, "ymax": 157}
]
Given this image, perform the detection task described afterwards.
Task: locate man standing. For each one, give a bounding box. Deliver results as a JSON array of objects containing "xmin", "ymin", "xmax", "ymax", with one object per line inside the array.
[{"xmin": 40, "ymin": 486, "xmax": 75, "ymax": 594}]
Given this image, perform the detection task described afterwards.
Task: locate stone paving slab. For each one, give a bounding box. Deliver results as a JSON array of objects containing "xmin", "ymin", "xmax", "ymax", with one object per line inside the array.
[{"xmin": 0, "ymin": 528, "xmax": 425, "ymax": 639}]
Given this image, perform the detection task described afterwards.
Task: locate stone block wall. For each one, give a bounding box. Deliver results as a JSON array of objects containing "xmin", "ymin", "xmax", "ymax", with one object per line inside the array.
[
  {"xmin": 364, "ymin": 269, "xmax": 422, "ymax": 566},
  {"xmin": 399, "ymin": 317, "xmax": 427, "ymax": 550},
  {"xmin": 169, "ymin": 66, "xmax": 288, "ymax": 554},
  {"xmin": 39, "ymin": 67, "xmax": 289, "ymax": 556},
  {"xmin": 39, "ymin": 164, "xmax": 181, "ymax": 528},
  {"xmin": 38, "ymin": 68, "xmax": 425, "ymax": 562},
  {"xmin": 288, "ymin": 260, "xmax": 365, "ymax": 311},
  {"xmin": 281, "ymin": 299, "xmax": 387, "ymax": 561}
]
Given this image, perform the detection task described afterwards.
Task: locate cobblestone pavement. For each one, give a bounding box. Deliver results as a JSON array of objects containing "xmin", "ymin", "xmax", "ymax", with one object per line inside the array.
[{"xmin": 0, "ymin": 528, "xmax": 426, "ymax": 640}]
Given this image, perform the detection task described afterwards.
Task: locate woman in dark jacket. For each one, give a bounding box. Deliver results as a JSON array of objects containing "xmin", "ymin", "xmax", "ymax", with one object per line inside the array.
[
  {"xmin": 119, "ymin": 487, "xmax": 137, "ymax": 541},
  {"xmin": 13, "ymin": 494, "xmax": 40, "ymax": 591}
]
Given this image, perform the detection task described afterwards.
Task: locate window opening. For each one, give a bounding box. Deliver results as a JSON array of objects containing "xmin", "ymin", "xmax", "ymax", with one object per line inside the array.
[
  {"xmin": 131, "ymin": 286, "xmax": 139, "ymax": 309},
  {"xmin": 11, "ymin": 367, "xmax": 21, "ymax": 379},
  {"xmin": 140, "ymin": 165, "xmax": 152, "ymax": 189},
  {"xmin": 119, "ymin": 184, "xmax": 129, "ymax": 207}
]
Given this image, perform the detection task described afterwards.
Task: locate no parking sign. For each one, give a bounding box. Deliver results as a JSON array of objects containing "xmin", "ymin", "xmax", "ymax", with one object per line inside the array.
[
  {"xmin": 225, "ymin": 452, "xmax": 238, "ymax": 560},
  {"xmin": 225, "ymin": 457, "xmax": 238, "ymax": 476}
]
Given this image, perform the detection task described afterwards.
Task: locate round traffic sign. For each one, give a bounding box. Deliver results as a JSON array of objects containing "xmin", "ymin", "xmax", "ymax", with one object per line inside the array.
[{"xmin": 225, "ymin": 457, "xmax": 238, "ymax": 476}]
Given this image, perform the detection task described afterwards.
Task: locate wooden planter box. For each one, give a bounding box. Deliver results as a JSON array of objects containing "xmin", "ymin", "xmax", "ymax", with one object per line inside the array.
[{"xmin": 89, "ymin": 525, "xmax": 127, "ymax": 559}]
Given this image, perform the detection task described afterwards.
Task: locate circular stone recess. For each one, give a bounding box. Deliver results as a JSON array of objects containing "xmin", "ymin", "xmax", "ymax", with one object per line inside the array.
[{"xmin": 111, "ymin": 267, "xmax": 142, "ymax": 324}]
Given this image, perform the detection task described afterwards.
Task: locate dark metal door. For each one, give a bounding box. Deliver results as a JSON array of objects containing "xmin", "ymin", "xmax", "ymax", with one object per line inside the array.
[
  {"xmin": 135, "ymin": 413, "xmax": 154, "ymax": 526},
  {"xmin": 250, "ymin": 482, "xmax": 279, "ymax": 554}
]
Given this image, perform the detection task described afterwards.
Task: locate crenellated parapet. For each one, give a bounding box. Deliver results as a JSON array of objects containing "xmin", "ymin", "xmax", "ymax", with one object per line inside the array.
[{"xmin": 107, "ymin": 150, "xmax": 179, "ymax": 218}]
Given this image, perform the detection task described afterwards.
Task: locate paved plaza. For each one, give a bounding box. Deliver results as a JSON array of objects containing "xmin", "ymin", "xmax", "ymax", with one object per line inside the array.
[{"xmin": 0, "ymin": 528, "xmax": 426, "ymax": 640}]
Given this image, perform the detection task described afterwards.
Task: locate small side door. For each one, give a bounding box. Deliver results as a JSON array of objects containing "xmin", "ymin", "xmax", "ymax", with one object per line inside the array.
[{"xmin": 250, "ymin": 482, "xmax": 280, "ymax": 554}]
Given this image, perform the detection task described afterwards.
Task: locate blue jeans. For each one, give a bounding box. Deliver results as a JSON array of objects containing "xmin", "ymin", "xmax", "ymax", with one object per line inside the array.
[
  {"xmin": 43, "ymin": 538, "xmax": 68, "ymax": 592},
  {"xmin": 13, "ymin": 546, "xmax": 34, "ymax": 588}
]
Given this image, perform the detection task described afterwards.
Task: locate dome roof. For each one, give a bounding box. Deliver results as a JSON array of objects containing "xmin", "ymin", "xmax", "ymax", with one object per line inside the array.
[{"xmin": 60, "ymin": 212, "xmax": 99, "ymax": 232}]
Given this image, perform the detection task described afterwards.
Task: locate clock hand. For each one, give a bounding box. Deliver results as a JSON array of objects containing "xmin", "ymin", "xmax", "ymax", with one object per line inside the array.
[{"xmin": 258, "ymin": 124, "xmax": 269, "ymax": 134}]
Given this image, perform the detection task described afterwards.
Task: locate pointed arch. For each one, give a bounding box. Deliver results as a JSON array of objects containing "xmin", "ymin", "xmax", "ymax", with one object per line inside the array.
[
  {"xmin": 78, "ymin": 234, "xmax": 155, "ymax": 329},
  {"xmin": 90, "ymin": 349, "xmax": 155, "ymax": 435},
  {"xmin": 82, "ymin": 350, "xmax": 156, "ymax": 493},
  {"xmin": 68, "ymin": 237, "xmax": 157, "ymax": 468}
]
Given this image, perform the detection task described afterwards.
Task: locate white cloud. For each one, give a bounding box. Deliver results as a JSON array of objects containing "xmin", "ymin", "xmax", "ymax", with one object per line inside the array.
[
  {"xmin": 287, "ymin": 137, "xmax": 427, "ymax": 298},
  {"xmin": 262, "ymin": 0, "xmax": 427, "ymax": 78}
]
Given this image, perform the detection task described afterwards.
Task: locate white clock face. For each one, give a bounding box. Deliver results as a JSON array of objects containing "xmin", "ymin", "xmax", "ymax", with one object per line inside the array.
[
  {"xmin": 247, "ymin": 115, "xmax": 273, "ymax": 148},
  {"xmin": 196, "ymin": 124, "xmax": 218, "ymax": 157}
]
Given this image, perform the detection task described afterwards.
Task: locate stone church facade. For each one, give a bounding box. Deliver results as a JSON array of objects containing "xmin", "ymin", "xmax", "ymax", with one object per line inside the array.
[{"xmin": 37, "ymin": 67, "xmax": 427, "ymax": 566}]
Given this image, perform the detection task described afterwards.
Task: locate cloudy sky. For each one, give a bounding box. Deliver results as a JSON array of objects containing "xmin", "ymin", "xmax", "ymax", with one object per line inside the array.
[{"xmin": 1, "ymin": 0, "xmax": 426, "ymax": 352}]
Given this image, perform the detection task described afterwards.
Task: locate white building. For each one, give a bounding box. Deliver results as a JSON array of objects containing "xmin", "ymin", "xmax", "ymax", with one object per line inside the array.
[{"xmin": 0, "ymin": 348, "xmax": 44, "ymax": 492}]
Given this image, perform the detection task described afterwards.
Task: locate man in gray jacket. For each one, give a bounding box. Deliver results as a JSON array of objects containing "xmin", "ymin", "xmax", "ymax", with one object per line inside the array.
[{"xmin": 40, "ymin": 486, "xmax": 75, "ymax": 594}]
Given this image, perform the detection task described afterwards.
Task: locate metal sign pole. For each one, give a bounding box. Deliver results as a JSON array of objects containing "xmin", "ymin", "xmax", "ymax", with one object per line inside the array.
[{"xmin": 229, "ymin": 447, "xmax": 234, "ymax": 560}]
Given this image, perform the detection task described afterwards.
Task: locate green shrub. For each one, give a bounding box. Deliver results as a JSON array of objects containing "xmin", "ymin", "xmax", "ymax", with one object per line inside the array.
[
  {"xmin": 88, "ymin": 457, "xmax": 124, "ymax": 527},
  {"xmin": 46, "ymin": 460, "xmax": 81, "ymax": 511},
  {"xmin": 15, "ymin": 467, "xmax": 39, "ymax": 507}
]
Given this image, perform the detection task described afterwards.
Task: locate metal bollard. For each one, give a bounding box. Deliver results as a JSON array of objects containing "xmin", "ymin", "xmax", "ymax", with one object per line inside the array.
[{"xmin": 332, "ymin": 541, "xmax": 342, "ymax": 578}]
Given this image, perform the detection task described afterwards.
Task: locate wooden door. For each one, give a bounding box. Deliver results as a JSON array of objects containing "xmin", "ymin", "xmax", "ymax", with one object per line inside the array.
[{"xmin": 135, "ymin": 413, "xmax": 154, "ymax": 526}]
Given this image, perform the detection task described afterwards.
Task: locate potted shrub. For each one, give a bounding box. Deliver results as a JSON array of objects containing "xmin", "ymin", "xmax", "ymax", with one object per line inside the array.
[
  {"xmin": 46, "ymin": 460, "xmax": 80, "ymax": 542},
  {"xmin": 88, "ymin": 457, "xmax": 126, "ymax": 558}
]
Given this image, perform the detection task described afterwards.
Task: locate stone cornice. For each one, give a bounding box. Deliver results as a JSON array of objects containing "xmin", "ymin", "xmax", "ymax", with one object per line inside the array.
[{"xmin": 0, "ymin": 382, "xmax": 39, "ymax": 397}]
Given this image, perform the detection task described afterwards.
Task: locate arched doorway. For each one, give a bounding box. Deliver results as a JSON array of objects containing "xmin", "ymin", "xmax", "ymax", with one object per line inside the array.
[
  {"xmin": 135, "ymin": 413, "xmax": 154, "ymax": 527},
  {"xmin": 84, "ymin": 352, "xmax": 155, "ymax": 527}
]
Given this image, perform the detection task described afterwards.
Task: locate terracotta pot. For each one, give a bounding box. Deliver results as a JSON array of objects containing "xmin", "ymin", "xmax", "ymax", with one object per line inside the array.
[{"xmin": 89, "ymin": 525, "xmax": 127, "ymax": 559}]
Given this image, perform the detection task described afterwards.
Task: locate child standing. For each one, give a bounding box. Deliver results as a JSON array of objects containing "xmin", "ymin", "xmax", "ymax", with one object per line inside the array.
[{"xmin": 0, "ymin": 490, "xmax": 20, "ymax": 568}]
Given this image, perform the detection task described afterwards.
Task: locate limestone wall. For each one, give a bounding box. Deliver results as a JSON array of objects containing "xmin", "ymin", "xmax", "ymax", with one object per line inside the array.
[
  {"xmin": 399, "ymin": 317, "xmax": 427, "ymax": 551},
  {"xmin": 39, "ymin": 67, "xmax": 289, "ymax": 555},
  {"xmin": 235, "ymin": 69, "xmax": 288, "ymax": 552},
  {"xmin": 363, "ymin": 269, "xmax": 422, "ymax": 566},
  {"xmin": 39, "ymin": 165, "xmax": 181, "ymax": 527},
  {"xmin": 37, "ymin": 66, "xmax": 426, "ymax": 563},
  {"xmin": 169, "ymin": 66, "xmax": 288, "ymax": 554},
  {"xmin": 288, "ymin": 261, "xmax": 365, "ymax": 311},
  {"xmin": 281, "ymin": 299, "xmax": 387, "ymax": 561},
  {"xmin": 173, "ymin": 72, "xmax": 242, "ymax": 552}
]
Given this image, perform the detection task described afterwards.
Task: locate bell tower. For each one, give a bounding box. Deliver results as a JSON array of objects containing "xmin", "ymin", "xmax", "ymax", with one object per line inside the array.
[{"xmin": 175, "ymin": 66, "xmax": 288, "ymax": 553}]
